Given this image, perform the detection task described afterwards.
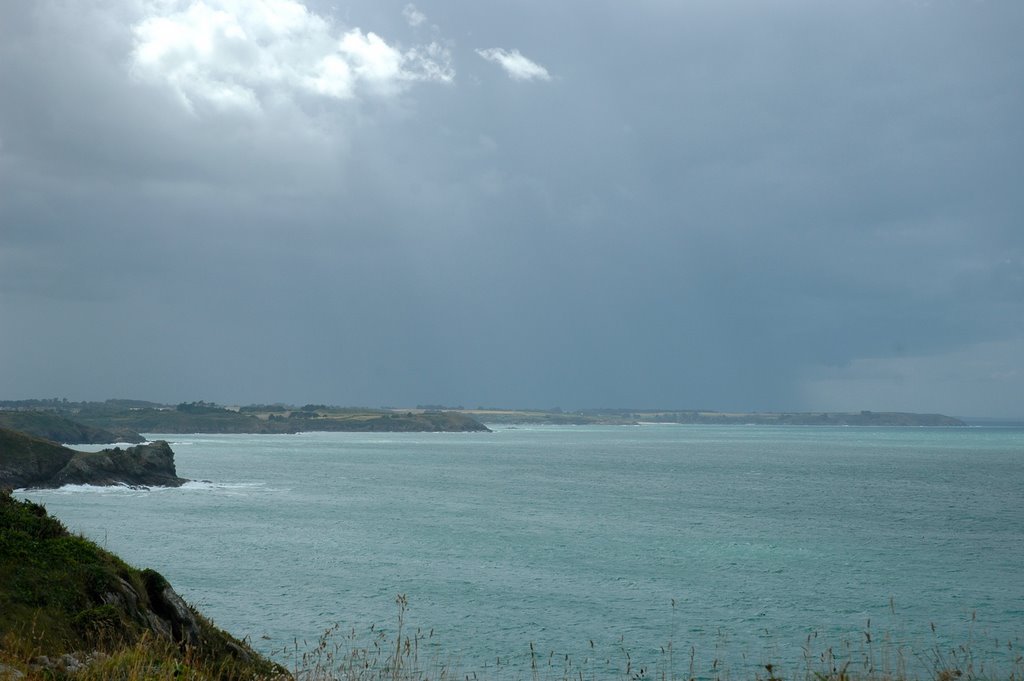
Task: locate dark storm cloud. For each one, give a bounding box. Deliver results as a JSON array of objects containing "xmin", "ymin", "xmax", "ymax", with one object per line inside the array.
[{"xmin": 1, "ymin": 0, "xmax": 1022, "ymax": 416}]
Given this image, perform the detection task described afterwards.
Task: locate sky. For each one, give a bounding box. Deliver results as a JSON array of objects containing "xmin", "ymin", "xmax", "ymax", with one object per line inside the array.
[{"xmin": 1, "ymin": 0, "xmax": 1022, "ymax": 417}]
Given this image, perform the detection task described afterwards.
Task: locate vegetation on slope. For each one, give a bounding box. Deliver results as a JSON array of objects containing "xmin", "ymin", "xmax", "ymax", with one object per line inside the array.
[
  {"xmin": 0, "ymin": 490, "xmax": 284, "ymax": 679},
  {"xmin": 0, "ymin": 410, "xmax": 143, "ymax": 445}
]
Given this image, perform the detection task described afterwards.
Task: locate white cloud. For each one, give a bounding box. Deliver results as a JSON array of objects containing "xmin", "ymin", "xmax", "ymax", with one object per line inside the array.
[
  {"xmin": 476, "ymin": 47, "xmax": 551, "ymax": 81},
  {"xmin": 404, "ymin": 42, "xmax": 457, "ymax": 84},
  {"xmin": 130, "ymin": 0, "xmax": 454, "ymax": 114},
  {"xmin": 402, "ymin": 4, "xmax": 427, "ymax": 28}
]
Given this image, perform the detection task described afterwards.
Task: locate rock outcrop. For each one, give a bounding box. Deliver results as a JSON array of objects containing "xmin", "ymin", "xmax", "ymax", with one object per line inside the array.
[
  {"xmin": 48, "ymin": 441, "xmax": 186, "ymax": 488},
  {"xmin": 0, "ymin": 427, "xmax": 186, "ymax": 489}
]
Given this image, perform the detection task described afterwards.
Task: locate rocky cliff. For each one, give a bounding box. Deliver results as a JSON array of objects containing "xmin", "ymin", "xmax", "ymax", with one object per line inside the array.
[{"xmin": 0, "ymin": 427, "xmax": 186, "ymax": 490}]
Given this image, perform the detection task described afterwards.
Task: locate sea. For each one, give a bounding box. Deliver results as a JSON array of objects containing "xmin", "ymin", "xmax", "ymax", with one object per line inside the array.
[{"xmin": 17, "ymin": 425, "xmax": 1024, "ymax": 678}]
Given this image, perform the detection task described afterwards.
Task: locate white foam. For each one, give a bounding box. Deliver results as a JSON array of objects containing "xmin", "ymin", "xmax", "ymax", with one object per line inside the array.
[
  {"xmin": 20, "ymin": 483, "xmax": 149, "ymax": 496},
  {"xmin": 179, "ymin": 480, "xmax": 280, "ymax": 494},
  {"xmin": 61, "ymin": 441, "xmax": 146, "ymax": 449},
  {"xmin": 17, "ymin": 480, "xmax": 276, "ymax": 496}
]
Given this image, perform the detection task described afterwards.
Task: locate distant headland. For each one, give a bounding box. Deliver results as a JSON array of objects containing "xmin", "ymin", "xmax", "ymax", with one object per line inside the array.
[
  {"xmin": 0, "ymin": 399, "xmax": 491, "ymax": 438},
  {"xmin": 0, "ymin": 400, "xmax": 967, "ymax": 438}
]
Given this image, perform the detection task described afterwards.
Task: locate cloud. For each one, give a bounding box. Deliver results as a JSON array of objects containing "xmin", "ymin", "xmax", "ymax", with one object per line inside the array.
[
  {"xmin": 2, "ymin": 0, "xmax": 1022, "ymax": 414},
  {"xmin": 799, "ymin": 337, "xmax": 1024, "ymax": 418},
  {"xmin": 130, "ymin": 0, "xmax": 454, "ymax": 114},
  {"xmin": 476, "ymin": 48, "xmax": 551, "ymax": 81},
  {"xmin": 402, "ymin": 4, "xmax": 427, "ymax": 28}
]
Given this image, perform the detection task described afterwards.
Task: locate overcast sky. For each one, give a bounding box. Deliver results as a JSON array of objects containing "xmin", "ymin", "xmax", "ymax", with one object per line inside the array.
[{"xmin": 1, "ymin": 0, "xmax": 1022, "ymax": 417}]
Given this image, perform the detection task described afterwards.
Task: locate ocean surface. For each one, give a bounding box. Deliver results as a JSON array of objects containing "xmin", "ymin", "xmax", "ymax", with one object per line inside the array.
[{"xmin": 18, "ymin": 425, "xmax": 1024, "ymax": 678}]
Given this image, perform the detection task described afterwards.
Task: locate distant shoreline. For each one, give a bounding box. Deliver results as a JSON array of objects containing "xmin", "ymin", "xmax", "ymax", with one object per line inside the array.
[
  {"xmin": 469, "ymin": 409, "xmax": 967, "ymax": 427},
  {"xmin": 0, "ymin": 400, "xmax": 973, "ymax": 438}
]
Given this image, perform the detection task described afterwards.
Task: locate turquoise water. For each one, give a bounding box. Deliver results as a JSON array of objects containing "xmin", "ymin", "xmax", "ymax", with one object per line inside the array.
[{"xmin": 19, "ymin": 425, "xmax": 1024, "ymax": 677}]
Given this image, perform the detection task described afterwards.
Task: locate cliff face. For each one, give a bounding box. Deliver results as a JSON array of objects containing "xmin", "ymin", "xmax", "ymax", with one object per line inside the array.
[
  {"xmin": 48, "ymin": 441, "xmax": 187, "ymax": 488},
  {"xmin": 0, "ymin": 428, "xmax": 186, "ymax": 490}
]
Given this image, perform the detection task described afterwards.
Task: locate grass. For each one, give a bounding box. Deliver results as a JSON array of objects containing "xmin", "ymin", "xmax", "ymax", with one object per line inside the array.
[
  {"xmin": 2, "ymin": 592, "xmax": 1020, "ymax": 681},
  {"xmin": 260, "ymin": 596, "xmax": 1021, "ymax": 681},
  {"xmin": 0, "ymin": 490, "xmax": 284, "ymax": 680}
]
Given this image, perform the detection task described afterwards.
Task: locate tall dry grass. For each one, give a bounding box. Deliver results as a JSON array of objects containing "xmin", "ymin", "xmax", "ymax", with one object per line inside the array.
[
  {"xmin": 2, "ymin": 596, "xmax": 1020, "ymax": 681},
  {"xmin": 271, "ymin": 596, "xmax": 1022, "ymax": 681}
]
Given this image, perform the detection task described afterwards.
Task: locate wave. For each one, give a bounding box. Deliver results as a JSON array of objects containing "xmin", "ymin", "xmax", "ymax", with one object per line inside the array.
[
  {"xmin": 61, "ymin": 441, "xmax": 150, "ymax": 449},
  {"xmin": 179, "ymin": 480, "xmax": 276, "ymax": 494},
  {"xmin": 19, "ymin": 483, "xmax": 152, "ymax": 496},
  {"xmin": 17, "ymin": 480, "xmax": 280, "ymax": 496}
]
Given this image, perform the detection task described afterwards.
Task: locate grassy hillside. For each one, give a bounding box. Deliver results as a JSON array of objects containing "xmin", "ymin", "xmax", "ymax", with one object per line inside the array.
[
  {"xmin": 0, "ymin": 411, "xmax": 142, "ymax": 445},
  {"xmin": 0, "ymin": 490, "xmax": 283, "ymax": 679}
]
